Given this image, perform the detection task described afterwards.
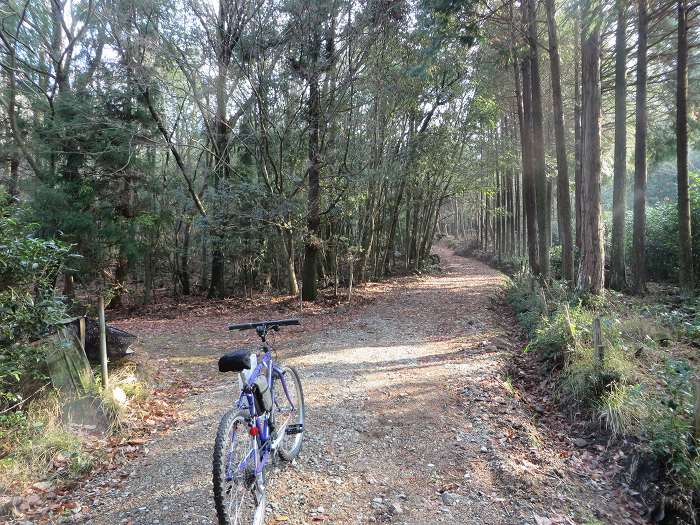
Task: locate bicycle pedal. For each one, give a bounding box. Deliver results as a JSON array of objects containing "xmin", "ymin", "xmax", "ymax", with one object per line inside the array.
[{"xmin": 285, "ymin": 424, "xmax": 304, "ymax": 435}]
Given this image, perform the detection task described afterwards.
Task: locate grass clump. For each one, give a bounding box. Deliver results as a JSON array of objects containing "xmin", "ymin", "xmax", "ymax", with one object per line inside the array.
[
  {"xmin": 597, "ymin": 383, "xmax": 647, "ymax": 436},
  {"xmin": 0, "ymin": 395, "xmax": 92, "ymax": 490},
  {"xmin": 1, "ymin": 363, "xmax": 152, "ymax": 492}
]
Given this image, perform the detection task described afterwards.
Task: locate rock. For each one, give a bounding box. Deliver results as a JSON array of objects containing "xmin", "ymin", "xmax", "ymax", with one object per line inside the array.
[
  {"xmin": 480, "ymin": 445, "xmax": 488, "ymax": 453},
  {"xmin": 111, "ymin": 386, "xmax": 128, "ymax": 406},
  {"xmin": 0, "ymin": 497, "xmax": 12, "ymax": 517},
  {"xmin": 32, "ymin": 481, "xmax": 53, "ymax": 491},
  {"xmin": 478, "ymin": 340, "xmax": 498, "ymax": 352},
  {"xmin": 372, "ymin": 497, "xmax": 383, "ymax": 504},
  {"xmin": 388, "ymin": 501, "xmax": 403, "ymax": 515},
  {"xmin": 572, "ymin": 438, "xmax": 589, "ymax": 448},
  {"xmin": 441, "ymin": 492, "xmax": 458, "ymax": 506},
  {"xmin": 493, "ymin": 337, "xmax": 512, "ymax": 350},
  {"xmin": 25, "ymin": 494, "xmax": 41, "ymax": 506}
]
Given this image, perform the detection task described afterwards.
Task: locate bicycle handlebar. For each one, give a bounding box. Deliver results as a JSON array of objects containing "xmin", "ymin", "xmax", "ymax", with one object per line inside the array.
[{"xmin": 227, "ymin": 319, "xmax": 300, "ymax": 331}]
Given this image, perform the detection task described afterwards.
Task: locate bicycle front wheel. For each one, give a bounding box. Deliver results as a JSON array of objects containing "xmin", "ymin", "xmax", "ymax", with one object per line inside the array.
[
  {"xmin": 212, "ymin": 410, "xmax": 265, "ymax": 525},
  {"xmin": 272, "ymin": 366, "xmax": 305, "ymax": 461}
]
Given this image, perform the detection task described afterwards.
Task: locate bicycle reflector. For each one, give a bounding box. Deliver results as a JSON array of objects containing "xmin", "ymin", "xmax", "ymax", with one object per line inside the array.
[{"xmin": 249, "ymin": 426, "xmax": 259, "ymax": 436}]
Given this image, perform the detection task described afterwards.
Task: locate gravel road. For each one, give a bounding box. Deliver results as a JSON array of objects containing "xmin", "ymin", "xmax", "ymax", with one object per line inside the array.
[{"xmin": 73, "ymin": 249, "xmax": 642, "ymax": 525}]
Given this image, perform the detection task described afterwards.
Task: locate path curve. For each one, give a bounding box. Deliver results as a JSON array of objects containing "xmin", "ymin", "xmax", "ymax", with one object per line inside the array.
[{"xmin": 79, "ymin": 249, "xmax": 640, "ymax": 525}]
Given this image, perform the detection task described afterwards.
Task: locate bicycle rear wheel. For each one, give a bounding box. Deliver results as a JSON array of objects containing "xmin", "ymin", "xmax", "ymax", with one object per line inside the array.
[
  {"xmin": 272, "ymin": 366, "xmax": 305, "ymax": 461},
  {"xmin": 212, "ymin": 410, "xmax": 265, "ymax": 525}
]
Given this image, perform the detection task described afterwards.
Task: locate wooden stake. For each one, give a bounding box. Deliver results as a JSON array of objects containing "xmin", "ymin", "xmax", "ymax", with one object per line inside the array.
[
  {"xmin": 79, "ymin": 317, "xmax": 86, "ymax": 350},
  {"xmin": 538, "ymin": 287, "xmax": 547, "ymax": 313},
  {"xmin": 98, "ymin": 296, "xmax": 109, "ymax": 388},
  {"xmin": 563, "ymin": 304, "xmax": 575, "ymax": 343},
  {"xmin": 592, "ymin": 317, "xmax": 604, "ymax": 367}
]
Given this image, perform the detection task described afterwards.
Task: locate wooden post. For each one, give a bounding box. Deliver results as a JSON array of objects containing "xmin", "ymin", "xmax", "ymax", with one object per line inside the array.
[
  {"xmin": 592, "ymin": 317, "xmax": 604, "ymax": 367},
  {"xmin": 694, "ymin": 379, "xmax": 700, "ymax": 441},
  {"xmin": 563, "ymin": 304, "xmax": 575, "ymax": 344},
  {"xmin": 79, "ymin": 317, "xmax": 86, "ymax": 350},
  {"xmin": 538, "ymin": 287, "xmax": 547, "ymax": 313},
  {"xmin": 98, "ymin": 296, "xmax": 109, "ymax": 388}
]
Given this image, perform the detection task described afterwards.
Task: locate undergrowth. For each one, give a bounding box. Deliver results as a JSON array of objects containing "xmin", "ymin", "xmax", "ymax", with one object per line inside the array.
[
  {"xmin": 0, "ymin": 363, "xmax": 150, "ymax": 492},
  {"xmin": 0, "ymin": 394, "xmax": 92, "ymax": 489},
  {"xmin": 0, "ymin": 194, "xmax": 154, "ymax": 495},
  {"xmin": 506, "ymin": 272, "xmax": 700, "ymax": 515}
]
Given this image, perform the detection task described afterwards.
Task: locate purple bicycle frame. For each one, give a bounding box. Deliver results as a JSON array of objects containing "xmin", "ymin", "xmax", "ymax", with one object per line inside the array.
[{"xmin": 227, "ymin": 346, "xmax": 295, "ymax": 480}]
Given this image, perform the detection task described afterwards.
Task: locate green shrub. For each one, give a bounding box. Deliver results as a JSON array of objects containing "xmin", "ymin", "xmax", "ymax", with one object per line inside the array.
[
  {"xmin": 0, "ymin": 344, "xmax": 50, "ymax": 407},
  {"xmin": 506, "ymin": 274, "xmax": 548, "ymax": 335},
  {"xmin": 623, "ymin": 183, "xmax": 700, "ymax": 286},
  {"xmin": 0, "ymin": 192, "xmax": 70, "ymax": 411},
  {"xmin": 646, "ymin": 362, "xmax": 700, "ymax": 490},
  {"xmin": 525, "ymin": 305, "xmax": 579, "ymax": 365}
]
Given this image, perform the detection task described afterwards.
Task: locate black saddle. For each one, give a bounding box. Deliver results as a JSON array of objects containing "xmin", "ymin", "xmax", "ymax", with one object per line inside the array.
[{"xmin": 218, "ymin": 349, "xmax": 254, "ymax": 373}]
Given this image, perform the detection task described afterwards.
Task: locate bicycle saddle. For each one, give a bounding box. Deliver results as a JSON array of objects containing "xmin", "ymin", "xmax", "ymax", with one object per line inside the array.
[{"xmin": 218, "ymin": 349, "xmax": 253, "ymax": 373}]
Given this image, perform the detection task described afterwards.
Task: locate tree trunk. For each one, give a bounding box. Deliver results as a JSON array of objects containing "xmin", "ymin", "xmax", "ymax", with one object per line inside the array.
[
  {"xmin": 111, "ymin": 175, "xmax": 134, "ymax": 308},
  {"xmin": 632, "ymin": 0, "xmax": 648, "ymax": 294},
  {"xmin": 577, "ymin": 0, "xmax": 604, "ymax": 295},
  {"xmin": 383, "ymin": 177, "xmax": 406, "ymax": 275},
  {"xmin": 574, "ymin": 12, "xmax": 583, "ymax": 254},
  {"xmin": 279, "ymin": 228, "xmax": 299, "ymax": 296},
  {"xmin": 179, "ymin": 220, "xmax": 192, "ymax": 295},
  {"xmin": 358, "ymin": 180, "xmax": 378, "ymax": 282},
  {"xmin": 528, "ymin": 0, "xmax": 549, "ymax": 278},
  {"xmin": 208, "ymin": 244, "xmax": 225, "ymax": 298},
  {"xmin": 112, "ymin": 253, "xmax": 129, "ymax": 308},
  {"xmin": 610, "ymin": 0, "xmax": 628, "ymax": 291},
  {"xmin": 677, "ymin": 0, "xmax": 693, "ymax": 295},
  {"xmin": 208, "ymin": 6, "xmax": 232, "ymax": 299},
  {"xmin": 200, "ymin": 235, "xmax": 209, "ymax": 292},
  {"xmin": 143, "ymin": 243, "xmax": 154, "ymax": 305},
  {"xmin": 302, "ymin": 70, "xmax": 322, "ymax": 301},
  {"xmin": 516, "ymin": 6, "xmax": 540, "ymax": 275},
  {"xmin": 6, "ymin": 43, "xmax": 19, "ymax": 199},
  {"xmin": 544, "ymin": 0, "xmax": 574, "ymax": 283},
  {"xmin": 63, "ymin": 274, "xmax": 74, "ymax": 299}
]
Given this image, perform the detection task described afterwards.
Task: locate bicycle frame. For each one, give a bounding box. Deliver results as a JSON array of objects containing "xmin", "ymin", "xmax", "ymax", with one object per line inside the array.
[{"xmin": 227, "ymin": 344, "xmax": 296, "ymax": 483}]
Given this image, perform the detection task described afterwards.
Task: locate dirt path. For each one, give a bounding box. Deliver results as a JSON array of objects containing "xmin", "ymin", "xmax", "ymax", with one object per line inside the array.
[{"xmin": 74, "ymin": 249, "xmax": 642, "ymax": 525}]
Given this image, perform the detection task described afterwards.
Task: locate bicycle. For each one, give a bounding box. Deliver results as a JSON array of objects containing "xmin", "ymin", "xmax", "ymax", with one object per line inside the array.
[{"xmin": 213, "ymin": 319, "xmax": 305, "ymax": 525}]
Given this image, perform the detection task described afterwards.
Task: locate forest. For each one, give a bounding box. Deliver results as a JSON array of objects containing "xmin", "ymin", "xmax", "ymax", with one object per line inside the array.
[
  {"xmin": 0, "ymin": 0, "xmax": 697, "ymax": 301},
  {"xmin": 1, "ymin": 0, "xmax": 699, "ymax": 523}
]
